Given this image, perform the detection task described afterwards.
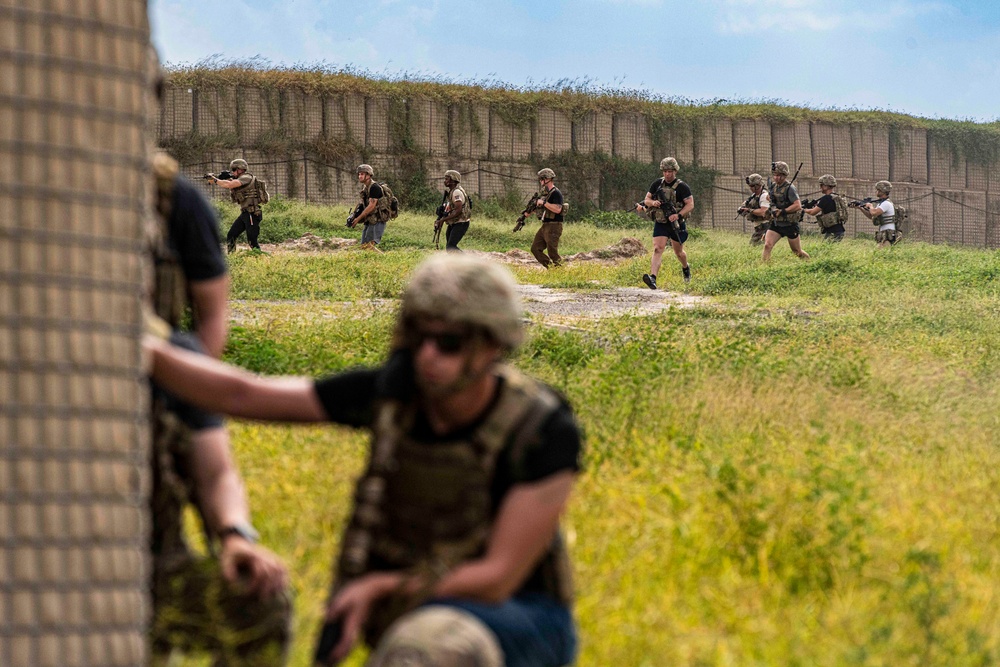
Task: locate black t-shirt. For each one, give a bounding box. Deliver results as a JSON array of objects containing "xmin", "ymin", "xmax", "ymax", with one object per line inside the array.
[
  {"xmin": 313, "ymin": 350, "xmax": 582, "ymax": 510},
  {"xmin": 168, "ymin": 177, "xmax": 227, "ymax": 282},
  {"xmin": 154, "ymin": 332, "xmax": 223, "ymax": 432},
  {"xmin": 817, "ymin": 194, "xmax": 837, "ymax": 214},
  {"xmin": 648, "ymin": 178, "xmax": 693, "ymax": 207},
  {"xmin": 364, "ymin": 183, "xmax": 384, "ymax": 202},
  {"xmin": 542, "ymin": 187, "xmax": 564, "ymax": 222}
]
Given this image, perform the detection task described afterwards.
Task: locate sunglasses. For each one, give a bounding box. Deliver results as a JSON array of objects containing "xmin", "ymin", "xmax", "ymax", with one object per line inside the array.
[{"xmin": 411, "ymin": 329, "xmax": 470, "ymax": 355}]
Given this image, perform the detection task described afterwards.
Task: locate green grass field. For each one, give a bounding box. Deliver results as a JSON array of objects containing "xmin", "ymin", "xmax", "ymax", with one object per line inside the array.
[{"xmin": 207, "ymin": 204, "xmax": 1000, "ymax": 666}]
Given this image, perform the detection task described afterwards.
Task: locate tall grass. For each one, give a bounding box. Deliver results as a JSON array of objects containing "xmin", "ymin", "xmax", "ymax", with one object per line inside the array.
[{"xmin": 191, "ymin": 211, "xmax": 1000, "ymax": 666}]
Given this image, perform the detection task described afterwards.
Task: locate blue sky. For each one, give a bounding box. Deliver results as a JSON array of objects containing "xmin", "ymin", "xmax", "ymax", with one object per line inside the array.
[{"xmin": 151, "ymin": 0, "xmax": 999, "ymax": 122}]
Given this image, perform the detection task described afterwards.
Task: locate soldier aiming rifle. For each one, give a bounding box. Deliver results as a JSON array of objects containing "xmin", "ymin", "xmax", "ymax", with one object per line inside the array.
[
  {"xmin": 512, "ymin": 191, "xmax": 542, "ymax": 232},
  {"xmin": 736, "ymin": 173, "xmax": 770, "ymax": 245}
]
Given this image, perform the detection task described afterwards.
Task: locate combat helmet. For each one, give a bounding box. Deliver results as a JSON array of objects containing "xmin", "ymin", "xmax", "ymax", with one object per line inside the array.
[
  {"xmin": 537, "ymin": 168, "xmax": 556, "ymax": 180},
  {"xmin": 747, "ymin": 173, "xmax": 764, "ymax": 187},
  {"xmin": 444, "ymin": 169, "xmax": 462, "ymax": 183},
  {"xmin": 229, "ymin": 158, "xmax": 249, "ymax": 171},
  {"xmin": 819, "ymin": 174, "xmax": 838, "ymax": 187},
  {"xmin": 660, "ymin": 157, "xmax": 680, "ymax": 171},
  {"xmin": 357, "ymin": 164, "xmax": 375, "ymax": 176},
  {"xmin": 395, "ymin": 254, "xmax": 524, "ymax": 351},
  {"xmin": 876, "ymin": 180, "xmax": 892, "ymax": 194},
  {"xmin": 772, "ymin": 161, "xmax": 790, "ymax": 175}
]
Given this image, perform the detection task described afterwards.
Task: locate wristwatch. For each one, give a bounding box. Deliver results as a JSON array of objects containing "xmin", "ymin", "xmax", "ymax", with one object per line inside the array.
[{"xmin": 217, "ymin": 523, "xmax": 259, "ymax": 544}]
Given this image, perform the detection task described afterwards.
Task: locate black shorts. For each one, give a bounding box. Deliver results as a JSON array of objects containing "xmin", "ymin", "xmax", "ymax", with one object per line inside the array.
[
  {"xmin": 653, "ymin": 222, "xmax": 688, "ymax": 244},
  {"xmin": 768, "ymin": 222, "xmax": 800, "ymax": 239}
]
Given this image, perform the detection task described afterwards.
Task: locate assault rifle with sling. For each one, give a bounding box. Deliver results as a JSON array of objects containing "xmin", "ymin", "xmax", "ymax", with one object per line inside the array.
[
  {"xmin": 639, "ymin": 185, "xmax": 682, "ymax": 233},
  {"xmin": 512, "ymin": 191, "xmax": 542, "ymax": 232},
  {"xmin": 202, "ymin": 170, "xmax": 233, "ymax": 182},
  {"xmin": 847, "ymin": 196, "xmax": 878, "ymax": 209},
  {"xmin": 345, "ymin": 203, "xmax": 364, "ymax": 228}
]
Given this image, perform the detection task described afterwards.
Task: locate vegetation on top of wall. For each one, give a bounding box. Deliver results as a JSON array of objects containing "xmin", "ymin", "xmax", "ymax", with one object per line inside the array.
[{"xmin": 164, "ymin": 59, "xmax": 1000, "ymax": 169}]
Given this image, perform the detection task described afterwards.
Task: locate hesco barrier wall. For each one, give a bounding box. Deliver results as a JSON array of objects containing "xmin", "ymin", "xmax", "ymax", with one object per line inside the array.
[
  {"xmin": 159, "ymin": 81, "xmax": 1000, "ymax": 248},
  {"xmin": 1, "ymin": 2, "xmax": 151, "ymax": 666}
]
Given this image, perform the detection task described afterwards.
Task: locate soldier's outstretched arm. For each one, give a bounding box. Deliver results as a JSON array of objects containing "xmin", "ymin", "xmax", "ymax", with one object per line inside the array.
[
  {"xmin": 188, "ymin": 274, "xmax": 230, "ymax": 358},
  {"xmin": 145, "ymin": 334, "xmax": 327, "ymax": 422},
  {"xmin": 434, "ymin": 471, "xmax": 576, "ymax": 603}
]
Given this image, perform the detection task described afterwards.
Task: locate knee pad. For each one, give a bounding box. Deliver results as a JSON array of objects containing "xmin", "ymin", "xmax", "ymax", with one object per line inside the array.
[{"xmin": 367, "ymin": 606, "xmax": 503, "ymax": 667}]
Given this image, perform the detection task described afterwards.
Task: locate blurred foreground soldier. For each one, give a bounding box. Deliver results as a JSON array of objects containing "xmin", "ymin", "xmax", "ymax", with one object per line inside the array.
[
  {"xmin": 858, "ymin": 180, "xmax": 900, "ymax": 249},
  {"xmin": 762, "ymin": 161, "xmax": 810, "ymax": 261},
  {"xmin": 153, "ymin": 151, "xmax": 230, "ymax": 357},
  {"xmin": 349, "ymin": 164, "xmax": 389, "ymax": 248},
  {"xmin": 208, "ymin": 158, "xmax": 265, "ymax": 253},
  {"xmin": 638, "ymin": 157, "xmax": 694, "ymax": 289},
  {"xmin": 436, "ymin": 169, "xmax": 472, "ymax": 251},
  {"xmin": 802, "ymin": 174, "xmax": 848, "ymax": 242},
  {"xmin": 150, "ymin": 153, "xmax": 291, "ymax": 665},
  {"xmin": 145, "ymin": 254, "xmax": 582, "ymax": 667},
  {"xmin": 738, "ymin": 173, "xmax": 770, "ymax": 246},
  {"xmin": 530, "ymin": 168, "xmax": 566, "ymax": 268}
]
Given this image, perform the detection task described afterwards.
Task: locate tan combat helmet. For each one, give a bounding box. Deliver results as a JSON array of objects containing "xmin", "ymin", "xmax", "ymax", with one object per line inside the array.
[
  {"xmin": 357, "ymin": 164, "xmax": 374, "ymax": 176},
  {"xmin": 229, "ymin": 158, "xmax": 249, "ymax": 171},
  {"xmin": 444, "ymin": 169, "xmax": 462, "ymax": 183},
  {"xmin": 876, "ymin": 180, "xmax": 892, "ymax": 194},
  {"xmin": 660, "ymin": 157, "xmax": 680, "ymax": 171},
  {"xmin": 368, "ymin": 607, "xmax": 503, "ymax": 667},
  {"xmin": 747, "ymin": 173, "xmax": 765, "ymax": 187},
  {"xmin": 819, "ymin": 174, "xmax": 838, "ymax": 187},
  {"xmin": 772, "ymin": 161, "xmax": 790, "ymax": 175},
  {"xmin": 395, "ymin": 254, "xmax": 524, "ymax": 351},
  {"xmin": 537, "ymin": 168, "xmax": 556, "ymax": 180}
]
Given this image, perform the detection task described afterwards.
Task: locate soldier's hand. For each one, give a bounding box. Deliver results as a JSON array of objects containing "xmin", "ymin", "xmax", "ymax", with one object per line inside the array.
[
  {"xmin": 220, "ymin": 537, "xmax": 289, "ymax": 599},
  {"xmin": 325, "ymin": 573, "xmax": 402, "ymax": 663},
  {"xmin": 535, "ymin": 198, "xmax": 546, "ymax": 208}
]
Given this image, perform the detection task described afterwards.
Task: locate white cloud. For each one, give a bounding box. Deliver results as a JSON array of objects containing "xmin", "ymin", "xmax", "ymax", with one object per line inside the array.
[{"xmin": 711, "ymin": 0, "xmax": 950, "ymax": 34}]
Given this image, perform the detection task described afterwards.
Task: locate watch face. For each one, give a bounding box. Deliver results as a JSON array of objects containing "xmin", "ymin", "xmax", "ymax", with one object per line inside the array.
[{"xmin": 221, "ymin": 523, "xmax": 259, "ymax": 544}]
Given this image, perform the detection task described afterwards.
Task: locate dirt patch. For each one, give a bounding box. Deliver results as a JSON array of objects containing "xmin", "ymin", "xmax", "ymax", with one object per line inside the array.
[
  {"xmin": 516, "ymin": 285, "xmax": 706, "ymax": 321},
  {"xmin": 464, "ymin": 237, "xmax": 647, "ymax": 267},
  {"xmin": 255, "ymin": 235, "xmax": 646, "ymax": 265},
  {"xmin": 259, "ymin": 233, "xmax": 359, "ymax": 253}
]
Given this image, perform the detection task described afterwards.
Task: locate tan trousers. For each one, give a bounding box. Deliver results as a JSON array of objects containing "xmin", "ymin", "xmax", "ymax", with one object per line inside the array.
[{"xmin": 531, "ymin": 223, "xmax": 563, "ymax": 268}]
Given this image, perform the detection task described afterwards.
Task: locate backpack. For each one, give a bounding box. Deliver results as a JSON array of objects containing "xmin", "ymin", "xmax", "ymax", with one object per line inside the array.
[
  {"xmin": 254, "ymin": 176, "xmax": 270, "ymax": 205},
  {"xmin": 895, "ymin": 205, "xmax": 908, "ymax": 230},
  {"xmin": 376, "ymin": 181, "xmax": 399, "ymax": 222},
  {"xmin": 833, "ymin": 194, "xmax": 849, "ymax": 225}
]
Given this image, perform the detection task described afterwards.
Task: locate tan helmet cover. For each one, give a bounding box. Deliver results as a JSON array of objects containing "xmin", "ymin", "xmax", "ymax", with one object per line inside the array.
[
  {"xmin": 772, "ymin": 161, "xmax": 790, "ymax": 175},
  {"xmin": 747, "ymin": 173, "xmax": 764, "ymax": 187},
  {"xmin": 229, "ymin": 158, "xmax": 249, "ymax": 171},
  {"xmin": 357, "ymin": 163, "xmax": 375, "ymax": 176},
  {"xmin": 444, "ymin": 169, "xmax": 462, "ymax": 183},
  {"xmin": 819, "ymin": 174, "xmax": 838, "ymax": 187},
  {"xmin": 876, "ymin": 180, "xmax": 892, "ymax": 194},
  {"xmin": 368, "ymin": 607, "xmax": 503, "ymax": 667},
  {"xmin": 537, "ymin": 168, "xmax": 556, "ymax": 180},
  {"xmin": 395, "ymin": 254, "xmax": 523, "ymax": 351},
  {"xmin": 660, "ymin": 157, "xmax": 680, "ymax": 171}
]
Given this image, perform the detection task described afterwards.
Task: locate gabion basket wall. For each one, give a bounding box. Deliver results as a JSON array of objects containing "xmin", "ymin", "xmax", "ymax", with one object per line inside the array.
[{"xmin": 1, "ymin": 1, "xmax": 152, "ymax": 665}]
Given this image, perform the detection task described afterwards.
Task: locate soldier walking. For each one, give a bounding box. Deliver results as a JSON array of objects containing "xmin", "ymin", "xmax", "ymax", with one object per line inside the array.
[
  {"xmin": 349, "ymin": 163, "xmax": 390, "ymax": 248},
  {"xmin": 739, "ymin": 173, "xmax": 771, "ymax": 246},
  {"xmin": 437, "ymin": 169, "xmax": 472, "ymax": 251},
  {"xmin": 530, "ymin": 168, "xmax": 566, "ymax": 268},
  {"xmin": 802, "ymin": 174, "xmax": 848, "ymax": 242},
  {"xmin": 209, "ymin": 158, "xmax": 265, "ymax": 253},
  {"xmin": 762, "ymin": 161, "xmax": 810, "ymax": 261},
  {"xmin": 638, "ymin": 157, "xmax": 694, "ymax": 289},
  {"xmin": 857, "ymin": 180, "xmax": 900, "ymax": 249}
]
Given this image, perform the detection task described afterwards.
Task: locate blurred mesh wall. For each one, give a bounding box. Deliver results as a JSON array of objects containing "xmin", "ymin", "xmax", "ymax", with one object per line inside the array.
[{"xmin": 1, "ymin": 1, "xmax": 151, "ymax": 665}]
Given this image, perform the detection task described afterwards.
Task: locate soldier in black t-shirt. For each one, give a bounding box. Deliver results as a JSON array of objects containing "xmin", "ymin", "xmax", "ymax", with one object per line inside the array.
[
  {"xmin": 802, "ymin": 174, "xmax": 845, "ymax": 242},
  {"xmin": 530, "ymin": 167, "xmax": 566, "ymax": 268},
  {"xmin": 145, "ymin": 254, "xmax": 582, "ymax": 667},
  {"xmin": 637, "ymin": 157, "xmax": 694, "ymax": 289}
]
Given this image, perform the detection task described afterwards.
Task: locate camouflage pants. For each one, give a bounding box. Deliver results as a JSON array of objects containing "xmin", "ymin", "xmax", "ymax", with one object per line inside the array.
[
  {"xmin": 749, "ymin": 222, "xmax": 768, "ymax": 245},
  {"xmin": 876, "ymin": 229, "xmax": 901, "ymax": 246},
  {"xmin": 151, "ymin": 555, "xmax": 292, "ymax": 667}
]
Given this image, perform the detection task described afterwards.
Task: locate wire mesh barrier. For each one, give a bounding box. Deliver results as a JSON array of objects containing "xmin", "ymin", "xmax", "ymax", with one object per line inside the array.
[
  {"xmin": 1, "ymin": 2, "xmax": 151, "ymax": 665},
  {"xmin": 164, "ymin": 85, "xmax": 1000, "ymax": 249}
]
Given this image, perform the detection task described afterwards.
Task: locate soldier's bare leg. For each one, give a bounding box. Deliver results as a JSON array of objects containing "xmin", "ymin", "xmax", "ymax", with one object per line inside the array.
[
  {"xmin": 787, "ymin": 235, "xmax": 810, "ymax": 260},
  {"xmin": 649, "ymin": 236, "xmax": 668, "ymax": 277},
  {"xmin": 761, "ymin": 229, "xmax": 780, "ymax": 262}
]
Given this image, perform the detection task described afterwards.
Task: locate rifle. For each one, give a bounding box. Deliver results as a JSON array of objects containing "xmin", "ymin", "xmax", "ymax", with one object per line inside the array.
[
  {"xmin": 345, "ymin": 202, "xmax": 363, "ymax": 228},
  {"xmin": 766, "ymin": 162, "xmax": 805, "ymax": 220},
  {"xmin": 432, "ymin": 190, "xmax": 449, "ymax": 249},
  {"xmin": 512, "ymin": 192, "xmax": 542, "ymax": 232},
  {"xmin": 641, "ymin": 186, "xmax": 682, "ymax": 233},
  {"xmin": 202, "ymin": 170, "xmax": 233, "ymax": 182},
  {"xmin": 847, "ymin": 196, "xmax": 878, "ymax": 209}
]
